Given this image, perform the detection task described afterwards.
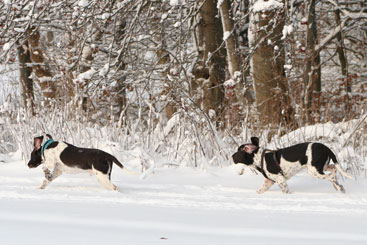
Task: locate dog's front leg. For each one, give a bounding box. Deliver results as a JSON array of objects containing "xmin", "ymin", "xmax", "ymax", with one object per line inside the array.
[
  {"xmin": 42, "ymin": 167, "xmax": 52, "ymax": 180},
  {"xmin": 276, "ymin": 176, "xmax": 291, "ymax": 194},
  {"xmin": 39, "ymin": 166, "xmax": 63, "ymax": 189},
  {"xmin": 257, "ymin": 179, "xmax": 275, "ymax": 194}
]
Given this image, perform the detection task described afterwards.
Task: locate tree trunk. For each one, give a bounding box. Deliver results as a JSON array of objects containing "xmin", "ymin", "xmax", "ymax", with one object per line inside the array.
[
  {"xmin": 113, "ymin": 17, "xmax": 128, "ymax": 124},
  {"xmin": 303, "ymin": 0, "xmax": 321, "ymax": 124},
  {"xmin": 218, "ymin": 0, "xmax": 246, "ymax": 104},
  {"xmin": 249, "ymin": 0, "xmax": 294, "ymax": 133},
  {"xmin": 27, "ymin": 28, "xmax": 56, "ymax": 102},
  {"xmin": 334, "ymin": 7, "xmax": 349, "ymax": 92},
  {"xmin": 17, "ymin": 41, "xmax": 34, "ymax": 116},
  {"xmin": 192, "ymin": 0, "xmax": 226, "ymax": 120}
]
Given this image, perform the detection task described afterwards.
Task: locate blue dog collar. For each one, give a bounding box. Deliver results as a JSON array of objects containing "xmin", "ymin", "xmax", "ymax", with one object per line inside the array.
[{"xmin": 41, "ymin": 139, "xmax": 55, "ymax": 157}]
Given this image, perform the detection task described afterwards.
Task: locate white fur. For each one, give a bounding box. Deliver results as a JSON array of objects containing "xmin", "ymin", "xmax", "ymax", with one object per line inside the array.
[
  {"xmin": 252, "ymin": 144, "xmax": 314, "ymax": 181},
  {"xmin": 92, "ymin": 166, "xmax": 119, "ymax": 191},
  {"xmin": 42, "ymin": 142, "xmax": 85, "ymax": 174},
  {"xmin": 251, "ymin": 143, "xmax": 346, "ymax": 194},
  {"xmin": 39, "ymin": 142, "xmax": 119, "ymax": 191}
]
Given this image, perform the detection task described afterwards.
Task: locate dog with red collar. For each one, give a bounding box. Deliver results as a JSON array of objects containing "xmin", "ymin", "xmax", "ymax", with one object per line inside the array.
[
  {"xmin": 28, "ymin": 134, "xmax": 136, "ymax": 191},
  {"xmin": 232, "ymin": 137, "xmax": 353, "ymax": 194}
]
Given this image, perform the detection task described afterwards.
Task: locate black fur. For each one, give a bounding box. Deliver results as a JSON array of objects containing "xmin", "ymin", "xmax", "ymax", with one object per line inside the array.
[
  {"xmin": 231, "ymin": 137, "xmax": 349, "ymax": 193},
  {"xmin": 59, "ymin": 143, "xmax": 123, "ymax": 174},
  {"xmin": 27, "ymin": 135, "xmax": 131, "ymax": 191},
  {"xmin": 232, "ymin": 141, "xmax": 335, "ymax": 175},
  {"xmin": 28, "ymin": 142, "xmax": 124, "ymax": 173},
  {"xmin": 28, "ymin": 141, "xmax": 59, "ymax": 168}
]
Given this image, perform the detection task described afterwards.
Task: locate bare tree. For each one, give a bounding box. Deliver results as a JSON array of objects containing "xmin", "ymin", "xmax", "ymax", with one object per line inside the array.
[
  {"xmin": 218, "ymin": 0, "xmax": 244, "ymax": 105},
  {"xmin": 27, "ymin": 28, "xmax": 56, "ymax": 103},
  {"xmin": 16, "ymin": 40, "xmax": 34, "ymax": 115},
  {"xmin": 249, "ymin": 0, "xmax": 294, "ymax": 133},
  {"xmin": 1, "ymin": 0, "xmax": 366, "ymax": 133},
  {"xmin": 192, "ymin": 0, "xmax": 226, "ymax": 120},
  {"xmin": 303, "ymin": 0, "xmax": 321, "ymax": 124}
]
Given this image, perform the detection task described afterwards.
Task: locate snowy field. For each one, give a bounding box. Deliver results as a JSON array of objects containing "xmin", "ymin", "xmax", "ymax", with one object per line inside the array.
[{"xmin": 1, "ymin": 151, "xmax": 366, "ymax": 245}]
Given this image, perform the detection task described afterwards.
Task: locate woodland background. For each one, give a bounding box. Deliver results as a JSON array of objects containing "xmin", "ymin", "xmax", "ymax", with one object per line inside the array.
[{"xmin": 0, "ymin": 0, "xmax": 367, "ymax": 174}]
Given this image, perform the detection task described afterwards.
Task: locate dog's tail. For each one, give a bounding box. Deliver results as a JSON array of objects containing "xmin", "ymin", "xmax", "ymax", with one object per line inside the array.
[
  {"xmin": 327, "ymin": 147, "xmax": 354, "ymax": 180},
  {"xmin": 335, "ymin": 164, "xmax": 354, "ymax": 180},
  {"xmin": 109, "ymin": 155, "xmax": 138, "ymax": 176}
]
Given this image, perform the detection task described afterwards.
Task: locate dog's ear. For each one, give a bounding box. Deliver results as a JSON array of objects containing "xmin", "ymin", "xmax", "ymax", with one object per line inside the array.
[
  {"xmin": 251, "ymin": 137, "xmax": 259, "ymax": 147},
  {"xmin": 245, "ymin": 144, "xmax": 258, "ymax": 154},
  {"xmin": 241, "ymin": 144, "xmax": 258, "ymax": 154},
  {"xmin": 46, "ymin": 134, "xmax": 53, "ymax": 139},
  {"xmin": 33, "ymin": 136, "xmax": 44, "ymax": 151}
]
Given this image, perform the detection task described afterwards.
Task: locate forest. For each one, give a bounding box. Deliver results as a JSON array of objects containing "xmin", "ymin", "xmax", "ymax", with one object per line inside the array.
[
  {"xmin": 1, "ymin": 2, "xmax": 367, "ymax": 243},
  {"xmin": 0, "ymin": 0, "xmax": 367, "ymax": 173}
]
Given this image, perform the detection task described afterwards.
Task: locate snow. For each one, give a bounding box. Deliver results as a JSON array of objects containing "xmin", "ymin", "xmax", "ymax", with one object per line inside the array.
[
  {"xmin": 161, "ymin": 13, "xmax": 168, "ymax": 21},
  {"xmin": 169, "ymin": 0, "xmax": 180, "ymax": 7},
  {"xmin": 144, "ymin": 50, "xmax": 156, "ymax": 61},
  {"xmin": 224, "ymin": 78, "xmax": 236, "ymax": 87},
  {"xmin": 99, "ymin": 64, "xmax": 109, "ymax": 77},
  {"xmin": 76, "ymin": 68, "xmax": 96, "ymax": 81},
  {"xmin": 284, "ymin": 64, "xmax": 293, "ymax": 70},
  {"xmin": 234, "ymin": 71, "xmax": 241, "ymax": 79},
  {"xmin": 2, "ymin": 42, "xmax": 11, "ymax": 52},
  {"xmin": 217, "ymin": 0, "xmax": 224, "ymax": 9},
  {"xmin": 223, "ymin": 31, "xmax": 231, "ymax": 41},
  {"xmin": 252, "ymin": 0, "xmax": 284, "ymax": 13},
  {"xmin": 1, "ymin": 148, "xmax": 367, "ymax": 244},
  {"xmin": 14, "ymin": 27, "xmax": 25, "ymax": 33},
  {"xmin": 101, "ymin": 13, "xmax": 110, "ymax": 20},
  {"xmin": 0, "ymin": 65, "xmax": 18, "ymax": 105},
  {"xmin": 282, "ymin": 24, "xmax": 294, "ymax": 40},
  {"xmin": 208, "ymin": 109, "xmax": 216, "ymax": 119},
  {"xmin": 78, "ymin": 0, "xmax": 89, "ymax": 8}
]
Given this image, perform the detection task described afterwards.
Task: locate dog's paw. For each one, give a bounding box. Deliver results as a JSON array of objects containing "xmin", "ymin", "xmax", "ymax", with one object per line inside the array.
[{"xmin": 38, "ymin": 180, "xmax": 49, "ymax": 189}]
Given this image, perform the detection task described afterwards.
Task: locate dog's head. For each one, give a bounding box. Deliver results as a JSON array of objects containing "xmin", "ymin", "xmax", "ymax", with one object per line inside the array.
[
  {"xmin": 28, "ymin": 134, "xmax": 53, "ymax": 168},
  {"xmin": 28, "ymin": 136, "xmax": 44, "ymax": 168},
  {"xmin": 232, "ymin": 137, "xmax": 259, "ymax": 166}
]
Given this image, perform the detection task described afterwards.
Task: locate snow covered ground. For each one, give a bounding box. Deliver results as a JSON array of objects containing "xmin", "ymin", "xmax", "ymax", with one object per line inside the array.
[{"xmin": 1, "ymin": 151, "xmax": 366, "ymax": 245}]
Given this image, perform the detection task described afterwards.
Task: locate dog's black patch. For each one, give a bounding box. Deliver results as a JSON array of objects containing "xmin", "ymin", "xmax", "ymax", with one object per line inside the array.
[
  {"xmin": 59, "ymin": 143, "xmax": 113, "ymax": 174},
  {"xmin": 47, "ymin": 141, "xmax": 59, "ymax": 150},
  {"xmin": 27, "ymin": 135, "xmax": 133, "ymax": 191},
  {"xmin": 264, "ymin": 152, "xmax": 282, "ymax": 175},
  {"xmin": 310, "ymin": 143, "xmax": 335, "ymax": 174},
  {"xmin": 277, "ymin": 143, "xmax": 309, "ymax": 164},
  {"xmin": 232, "ymin": 137, "xmax": 350, "ymax": 193}
]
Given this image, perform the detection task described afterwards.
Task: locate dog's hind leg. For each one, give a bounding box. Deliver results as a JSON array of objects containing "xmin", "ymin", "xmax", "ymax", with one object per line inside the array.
[
  {"xmin": 324, "ymin": 165, "xmax": 346, "ymax": 193},
  {"xmin": 307, "ymin": 165, "xmax": 345, "ymax": 193},
  {"xmin": 92, "ymin": 165, "xmax": 120, "ymax": 191},
  {"xmin": 257, "ymin": 179, "xmax": 275, "ymax": 194},
  {"xmin": 39, "ymin": 166, "xmax": 62, "ymax": 189}
]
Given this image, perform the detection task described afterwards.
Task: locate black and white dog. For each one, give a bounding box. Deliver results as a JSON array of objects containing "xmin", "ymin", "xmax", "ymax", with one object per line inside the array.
[
  {"xmin": 28, "ymin": 134, "xmax": 136, "ymax": 191},
  {"xmin": 232, "ymin": 137, "xmax": 353, "ymax": 194}
]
